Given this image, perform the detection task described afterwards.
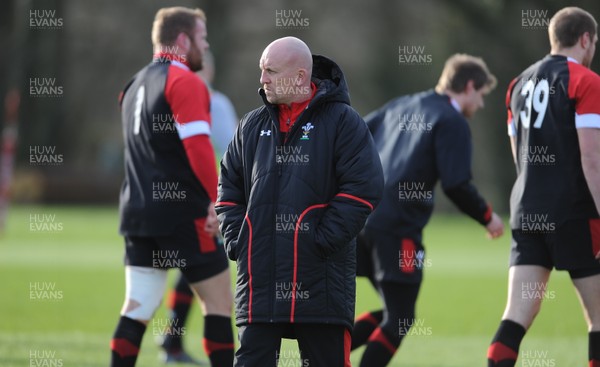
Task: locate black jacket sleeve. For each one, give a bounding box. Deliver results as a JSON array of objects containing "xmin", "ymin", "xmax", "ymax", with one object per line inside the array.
[
  {"xmin": 435, "ymin": 113, "xmax": 491, "ymax": 225},
  {"xmin": 314, "ymin": 106, "xmax": 384, "ymax": 256},
  {"xmin": 215, "ymin": 118, "xmax": 248, "ymax": 260},
  {"xmin": 444, "ymin": 182, "xmax": 492, "ymax": 225}
]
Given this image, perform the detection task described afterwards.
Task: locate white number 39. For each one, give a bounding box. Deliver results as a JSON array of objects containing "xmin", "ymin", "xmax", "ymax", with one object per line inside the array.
[{"xmin": 519, "ymin": 79, "xmax": 549, "ymax": 129}]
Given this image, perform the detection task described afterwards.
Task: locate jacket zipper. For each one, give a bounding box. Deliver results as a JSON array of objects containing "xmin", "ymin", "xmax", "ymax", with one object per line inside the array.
[
  {"xmin": 269, "ymin": 107, "xmax": 280, "ymax": 322},
  {"xmin": 267, "ymin": 102, "xmax": 314, "ymax": 322},
  {"xmin": 279, "ymin": 117, "xmax": 291, "ymax": 177},
  {"xmin": 279, "ymin": 108, "xmax": 314, "ymax": 323}
]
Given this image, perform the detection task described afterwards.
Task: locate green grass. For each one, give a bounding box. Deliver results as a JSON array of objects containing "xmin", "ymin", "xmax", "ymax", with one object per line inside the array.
[{"xmin": 0, "ymin": 206, "xmax": 589, "ymax": 366}]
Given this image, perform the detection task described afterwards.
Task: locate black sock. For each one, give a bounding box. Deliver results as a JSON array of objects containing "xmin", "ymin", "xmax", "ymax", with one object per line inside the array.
[
  {"xmin": 203, "ymin": 315, "xmax": 234, "ymax": 367},
  {"xmin": 357, "ymin": 282, "xmax": 420, "ymax": 367},
  {"xmin": 110, "ymin": 316, "xmax": 146, "ymax": 367},
  {"xmin": 590, "ymin": 331, "xmax": 600, "ymax": 367},
  {"xmin": 352, "ymin": 310, "xmax": 383, "ymax": 350},
  {"xmin": 487, "ymin": 319, "xmax": 526, "ymax": 367},
  {"xmin": 162, "ymin": 276, "xmax": 194, "ymax": 352},
  {"xmin": 359, "ymin": 326, "xmax": 401, "ymax": 367}
]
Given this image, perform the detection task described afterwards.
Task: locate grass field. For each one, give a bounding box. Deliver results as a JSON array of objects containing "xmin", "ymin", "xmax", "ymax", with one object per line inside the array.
[{"xmin": 0, "ymin": 205, "xmax": 589, "ymax": 366}]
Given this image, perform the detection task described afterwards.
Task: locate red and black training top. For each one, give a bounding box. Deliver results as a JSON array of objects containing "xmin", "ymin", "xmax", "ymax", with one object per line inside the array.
[
  {"xmin": 507, "ymin": 54, "xmax": 600, "ymax": 229},
  {"xmin": 119, "ymin": 55, "xmax": 217, "ymax": 236}
]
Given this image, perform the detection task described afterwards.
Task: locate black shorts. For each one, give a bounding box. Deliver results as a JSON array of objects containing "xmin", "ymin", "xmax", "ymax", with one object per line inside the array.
[
  {"xmin": 356, "ymin": 227, "xmax": 426, "ymax": 284},
  {"xmin": 510, "ymin": 218, "xmax": 600, "ymax": 279},
  {"xmin": 124, "ymin": 218, "xmax": 229, "ymax": 283}
]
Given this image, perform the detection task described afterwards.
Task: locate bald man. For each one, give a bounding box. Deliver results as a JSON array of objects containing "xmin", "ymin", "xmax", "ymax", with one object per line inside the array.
[{"xmin": 216, "ymin": 37, "xmax": 383, "ymax": 367}]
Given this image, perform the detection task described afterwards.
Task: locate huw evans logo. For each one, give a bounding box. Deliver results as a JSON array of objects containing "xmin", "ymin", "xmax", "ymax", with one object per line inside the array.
[
  {"xmin": 276, "ymin": 146, "xmax": 310, "ymax": 165},
  {"xmin": 29, "ymin": 213, "xmax": 63, "ymax": 233},
  {"xmin": 398, "ymin": 181, "xmax": 433, "ymax": 202},
  {"xmin": 399, "ymin": 113, "xmax": 432, "ymax": 132},
  {"xmin": 275, "ymin": 282, "xmax": 310, "ymax": 302},
  {"xmin": 521, "ymin": 9, "xmax": 550, "ymax": 29},
  {"xmin": 29, "ymin": 146, "xmax": 63, "ymax": 165},
  {"xmin": 30, "ymin": 9, "xmax": 63, "ymax": 30},
  {"xmin": 152, "ymin": 250, "xmax": 186, "ymax": 268},
  {"xmin": 29, "ymin": 78, "xmax": 63, "ymax": 97},
  {"xmin": 152, "ymin": 114, "xmax": 178, "ymax": 134},
  {"xmin": 275, "ymin": 9, "xmax": 310, "ymax": 29},
  {"xmin": 152, "ymin": 181, "xmax": 187, "ymax": 202},
  {"xmin": 520, "ymin": 145, "xmax": 555, "ymax": 166},
  {"xmin": 520, "ymin": 213, "xmax": 555, "ymax": 233},
  {"xmin": 275, "ymin": 213, "xmax": 310, "ymax": 233},
  {"xmin": 399, "ymin": 318, "xmax": 432, "ymax": 336},
  {"xmin": 275, "ymin": 77, "xmax": 311, "ymax": 97},
  {"xmin": 29, "ymin": 350, "xmax": 63, "ymax": 367},
  {"xmin": 398, "ymin": 45, "xmax": 432, "ymax": 65},
  {"xmin": 29, "ymin": 282, "xmax": 63, "ymax": 301}
]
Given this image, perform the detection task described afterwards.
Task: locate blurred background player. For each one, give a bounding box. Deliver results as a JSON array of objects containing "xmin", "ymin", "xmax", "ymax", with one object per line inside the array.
[
  {"xmin": 159, "ymin": 49, "xmax": 238, "ymax": 365},
  {"xmin": 0, "ymin": 90, "xmax": 20, "ymax": 232},
  {"xmin": 487, "ymin": 7, "xmax": 600, "ymax": 367},
  {"xmin": 353, "ymin": 54, "xmax": 504, "ymax": 367},
  {"xmin": 201, "ymin": 49, "xmax": 238, "ymax": 157},
  {"xmin": 110, "ymin": 7, "xmax": 233, "ymax": 367}
]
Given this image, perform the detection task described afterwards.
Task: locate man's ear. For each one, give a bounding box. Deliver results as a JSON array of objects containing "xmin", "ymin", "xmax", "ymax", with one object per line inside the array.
[
  {"xmin": 580, "ymin": 32, "xmax": 591, "ymax": 50},
  {"xmin": 174, "ymin": 32, "xmax": 190, "ymax": 53},
  {"xmin": 465, "ymin": 79, "xmax": 476, "ymax": 94},
  {"xmin": 296, "ymin": 68, "xmax": 307, "ymax": 85}
]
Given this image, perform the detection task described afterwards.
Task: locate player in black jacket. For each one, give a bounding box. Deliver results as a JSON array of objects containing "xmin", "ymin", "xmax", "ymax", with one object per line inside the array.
[
  {"xmin": 216, "ymin": 37, "xmax": 383, "ymax": 367},
  {"xmin": 352, "ymin": 54, "xmax": 504, "ymax": 367},
  {"xmin": 488, "ymin": 8, "xmax": 600, "ymax": 367}
]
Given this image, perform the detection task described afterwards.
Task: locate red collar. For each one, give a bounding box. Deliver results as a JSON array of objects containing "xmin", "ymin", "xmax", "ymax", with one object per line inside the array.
[
  {"xmin": 278, "ymin": 82, "xmax": 317, "ymax": 133},
  {"xmin": 152, "ymin": 52, "xmax": 190, "ymax": 69}
]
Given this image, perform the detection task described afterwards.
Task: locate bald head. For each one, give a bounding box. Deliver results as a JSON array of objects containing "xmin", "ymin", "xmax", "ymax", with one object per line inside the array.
[
  {"xmin": 263, "ymin": 37, "xmax": 313, "ymax": 72},
  {"xmin": 259, "ymin": 37, "xmax": 313, "ymax": 105}
]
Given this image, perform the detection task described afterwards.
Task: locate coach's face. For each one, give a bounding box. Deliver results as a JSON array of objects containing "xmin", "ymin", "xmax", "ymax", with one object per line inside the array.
[
  {"xmin": 259, "ymin": 47, "xmax": 302, "ymax": 105},
  {"xmin": 186, "ymin": 19, "xmax": 209, "ymax": 72}
]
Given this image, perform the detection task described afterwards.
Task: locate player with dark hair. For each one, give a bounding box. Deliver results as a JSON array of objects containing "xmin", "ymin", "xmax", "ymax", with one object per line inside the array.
[
  {"xmin": 110, "ymin": 7, "xmax": 233, "ymax": 367},
  {"xmin": 352, "ymin": 53, "xmax": 504, "ymax": 367},
  {"xmin": 487, "ymin": 7, "xmax": 600, "ymax": 367}
]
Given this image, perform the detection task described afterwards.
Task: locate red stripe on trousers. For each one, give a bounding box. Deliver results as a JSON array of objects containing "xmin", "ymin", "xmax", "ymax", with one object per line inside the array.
[
  {"xmin": 110, "ymin": 338, "xmax": 140, "ymax": 358},
  {"xmin": 344, "ymin": 328, "xmax": 352, "ymax": 367},
  {"xmin": 400, "ymin": 238, "xmax": 416, "ymax": 274},
  {"xmin": 368, "ymin": 327, "xmax": 397, "ymax": 355},
  {"xmin": 203, "ymin": 338, "xmax": 234, "ymax": 355},
  {"xmin": 356, "ymin": 311, "xmax": 380, "ymax": 327},
  {"xmin": 167, "ymin": 291, "xmax": 194, "ymax": 308},
  {"xmin": 487, "ymin": 342, "xmax": 518, "ymax": 363}
]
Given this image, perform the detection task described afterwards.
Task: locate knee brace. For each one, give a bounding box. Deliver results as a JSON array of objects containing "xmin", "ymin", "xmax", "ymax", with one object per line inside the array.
[{"xmin": 121, "ymin": 266, "xmax": 168, "ymax": 321}]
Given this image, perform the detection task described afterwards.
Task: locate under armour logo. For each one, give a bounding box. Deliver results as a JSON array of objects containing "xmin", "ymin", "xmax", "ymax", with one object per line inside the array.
[{"xmin": 260, "ymin": 130, "xmax": 272, "ymax": 136}]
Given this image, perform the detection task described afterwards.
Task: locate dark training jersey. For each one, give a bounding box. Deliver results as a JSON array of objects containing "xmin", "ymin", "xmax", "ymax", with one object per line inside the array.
[
  {"xmin": 365, "ymin": 90, "xmax": 491, "ymax": 241},
  {"xmin": 119, "ymin": 57, "xmax": 216, "ymax": 236},
  {"xmin": 507, "ymin": 55, "xmax": 600, "ymax": 229}
]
